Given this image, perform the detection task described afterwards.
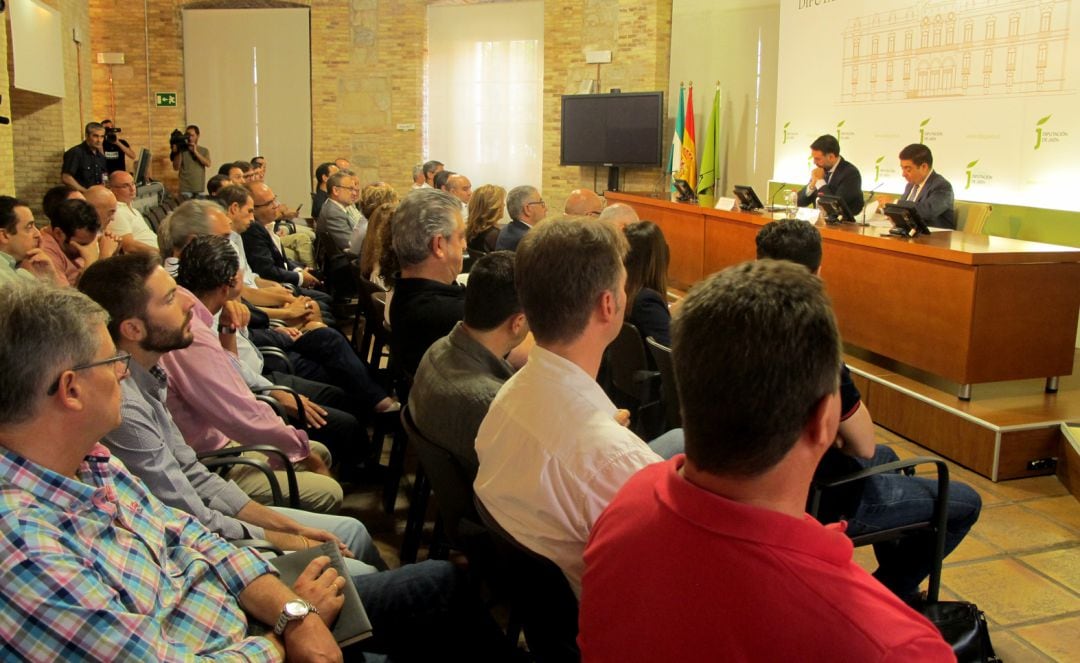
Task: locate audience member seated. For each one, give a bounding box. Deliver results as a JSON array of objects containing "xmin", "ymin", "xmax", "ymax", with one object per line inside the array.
[
  {"xmin": 359, "ymin": 201, "xmax": 399, "ymax": 288},
  {"xmin": 411, "ymin": 163, "xmax": 425, "ymax": 189},
  {"xmin": 597, "ymin": 202, "xmax": 639, "ymax": 230},
  {"xmin": 0, "ymin": 282, "xmax": 522, "ymax": 662},
  {"xmin": 466, "ymin": 184, "xmax": 506, "ymax": 254},
  {"xmin": 474, "ymin": 217, "xmax": 670, "ymax": 596},
  {"xmin": 251, "ymin": 155, "xmax": 266, "ymax": 181},
  {"xmin": 317, "ymin": 171, "xmax": 359, "ymax": 254},
  {"xmin": 42, "ymin": 184, "xmax": 86, "ymax": 223},
  {"xmin": 351, "ymin": 184, "xmax": 399, "ymax": 256},
  {"xmin": 0, "ymin": 196, "xmax": 62, "ymax": 286},
  {"xmin": 335, "ymin": 157, "xmax": 352, "ymax": 172},
  {"xmin": 60, "ymin": 122, "xmax": 107, "ymax": 193},
  {"xmin": 174, "ymin": 236, "xmax": 373, "ymax": 479},
  {"xmin": 312, "ymin": 161, "xmax": 337, "ymax": 219},
  {"xmin": 107, "ymin": 171, "xmax": 159, "ymax": 254},
  {"xmin": 494, "ymin": 185, "xmax": 546, "ymax": 252},
  {"xmin": 241, "ymin": 181, "xmax": 333, "ymax": 319},
  {"xmin": 40, "ymin": 198, "xmax": 118, "ymax": 285},
  {"xmin": 411, "ymin": 251, "xmax": 526, "ymax": 480},
  {"xmin": 206, "ymin": 173, "xmax": 229, "ymax": 198},
  {"xmin": 756, "ymin": 219, "xmax": 981, "ymax": 602},
  {"xmin": 433, "ymin": 169, "xmax": 454, "ymax": 192},
  {"xmin": 421, "ymin": 159, "xmax": 444, "ymax": 188},
  {"xmin": 579, "ymin": 260, "xmax": 955, "ymax": 660},
  {"xmin": 84, "ymin": 185, "xmax": 118, "ymax": 232},
  {"xmin": 388, "ymin": 189, "xmax": 468, "ymax": 378},
  {"xmin": 81, "ymin": 253, "xmax": 385, "ymax": 577},
  {"xmin": 623, "ymin": 221, "xmax": 672, "ymax": 346},
  {"xmin": 563, "ymin": 188, "xmax": 604, "ymax": 216},
  {"xmin": 218, "ymin": 161, "xmax": 246, "ymax": 185},
  {"xmin": 445, "ymin": 174, "xmax": 472, "ymax": 214}
]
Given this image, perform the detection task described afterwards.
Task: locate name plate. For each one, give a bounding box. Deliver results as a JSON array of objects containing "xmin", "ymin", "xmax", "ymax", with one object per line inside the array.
[
  {"xmin": 795, "ymin": 207, "xmax": 821, "ymax": 223},
  {"xmin": 714, "ymin": 196, "xmax": 738, "ymax": 211}
]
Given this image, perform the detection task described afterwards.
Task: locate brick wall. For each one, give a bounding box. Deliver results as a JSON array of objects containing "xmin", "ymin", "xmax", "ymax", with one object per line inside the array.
[
  {"xmin": 82, "ymin": 0, "xmax": 669, "ymax": 203},
  {"xmin": 5, "ymin": 0, "xmax": 93, "ymax": 219}
]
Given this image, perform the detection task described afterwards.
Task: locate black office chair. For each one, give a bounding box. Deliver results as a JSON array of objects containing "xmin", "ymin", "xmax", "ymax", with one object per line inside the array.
[
  {"xmin": 644, "ymin": 336, "xmax": 682, "ymax": 433},
  {"xmin": 808, "ymin": 456, "xmax": 950, "ymax": 602},
  {"xmin": 603, "ymin": 322, "xmax": 662, "ymax": 439},
  {"xmin": 474, "ymin": 497, "xmax": 580, "ymax": 663}
]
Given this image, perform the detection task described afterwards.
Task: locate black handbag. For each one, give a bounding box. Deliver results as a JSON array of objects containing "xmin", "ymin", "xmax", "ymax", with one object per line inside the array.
[{"xmin": 920, "ymin": 601, "xmax": 1000, "ymax": 663}]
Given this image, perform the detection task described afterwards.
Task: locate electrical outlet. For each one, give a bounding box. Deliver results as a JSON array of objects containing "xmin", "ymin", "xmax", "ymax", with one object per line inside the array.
[{"xmin": 1026, "ymin": 457, "xmax": 1057, "ymax": 472}]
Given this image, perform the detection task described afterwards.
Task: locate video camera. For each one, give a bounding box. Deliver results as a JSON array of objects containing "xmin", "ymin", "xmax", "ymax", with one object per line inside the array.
[
  {"xmin": 104, "ymin": 125, "xmax": 122, "ymax": 142},
  {"xmin": 169, "ymin": 128, "xmax": 190, "ymax": 151}
]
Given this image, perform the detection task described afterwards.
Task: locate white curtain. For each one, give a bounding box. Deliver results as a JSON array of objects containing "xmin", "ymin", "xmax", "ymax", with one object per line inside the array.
[
  {"xmin": 182, "ymin": 8, "xmax": 312, "ymax": 210},
  {"xmin": 427, "ymin": 2, "xmax": 544, "ymax": 191}
]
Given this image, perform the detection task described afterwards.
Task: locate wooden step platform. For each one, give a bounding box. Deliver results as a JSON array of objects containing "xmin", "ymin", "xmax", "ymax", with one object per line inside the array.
[{"xmin": 845, "ymin": 347, "xmax": 1080, "ymax": 487}]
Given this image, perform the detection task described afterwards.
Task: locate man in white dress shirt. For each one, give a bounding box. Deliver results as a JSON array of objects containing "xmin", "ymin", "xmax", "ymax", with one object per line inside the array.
[
  {"xmin": 473, "ymin": 216, "xmax": 663, "ymax": 596},
  {"xmin": 107, "ymin": 171, "xmax": 159, "ymax": 254}
]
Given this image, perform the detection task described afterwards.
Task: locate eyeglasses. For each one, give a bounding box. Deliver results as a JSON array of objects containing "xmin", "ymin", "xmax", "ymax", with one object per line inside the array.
[
  {"xmin": 254, "ymin": 197, "xmax": 279, "ymax": 208},
  {"xmin": 47, "ymin": 351, "xmax": 132, "ymax": 395},
  {"xmin": 525, "ymin": 200, "xmax": 546, "ymax": 208}
]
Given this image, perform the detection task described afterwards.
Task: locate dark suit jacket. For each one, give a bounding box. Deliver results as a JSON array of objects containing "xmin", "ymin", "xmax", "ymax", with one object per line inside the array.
[
  {"xmin": 316, "ymin": 199, "xmax": 355, "ymax": 253},
  {"xmin": 797, "ymin": 157, "xmax": 864, "ymax": 215},
  {"xmin": 241, "ymin": 222, "xmax": 303, "ymax": 285},
  {"xmin": 902, "ymin": 171, "xmax": 956, "ymax": 229},
  {"xmin": 494, "ymin": 219, "xmax": 530, "ymax": 252},
  {"xmin": 629, "ymin": 288, "xmax": 671, "ymax": 347}
]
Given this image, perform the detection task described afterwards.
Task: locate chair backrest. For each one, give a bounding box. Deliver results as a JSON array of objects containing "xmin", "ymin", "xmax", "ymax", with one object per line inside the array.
[
  {"xmin": 606, "ymin": 322, "xmax": 649, "ymax": 400},
  {"xmin": 474, "ymin": 496, "xmax": 581, "ymax": 662},
  {"xmin": 645, "ymin": 336, "xmax": 682, "ymax": 432},
  {"xmin": 401, "ymin": 405, "xmax": 482, "ymax": 548},
  {"xmin": 955, "ymin": 201, "xmax": 993, "ymax": 234}
]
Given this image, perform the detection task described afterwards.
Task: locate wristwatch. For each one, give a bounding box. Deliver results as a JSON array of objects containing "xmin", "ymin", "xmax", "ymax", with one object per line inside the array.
[{"xmin": 273, "ymin": 598, "xmax": 319, "ymax": 635}]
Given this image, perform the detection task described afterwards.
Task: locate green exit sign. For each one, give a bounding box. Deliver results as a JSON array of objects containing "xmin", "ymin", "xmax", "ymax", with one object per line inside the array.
[{"xmin": 155, "ymin": 92, "xmax": 177, "ymax": 107}]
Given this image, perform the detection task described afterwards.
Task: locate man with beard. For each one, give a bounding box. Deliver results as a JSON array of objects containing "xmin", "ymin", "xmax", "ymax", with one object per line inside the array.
[{"xmin": 81, "ymin": 251, "xmax": 386, "ymax": 576}]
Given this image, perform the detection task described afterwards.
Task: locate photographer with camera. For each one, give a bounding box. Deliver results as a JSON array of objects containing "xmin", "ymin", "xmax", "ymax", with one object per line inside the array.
[
  {"xmin": 170, "ymin": 124, "xmax": 211, "ymax": 199},
  {"xmin": 61, "ymin": 123, "xmax": 108, "ymax": 193},
  {"xmin": 100, "ymin": 119, "xmax": 135, "ymax": 174}
]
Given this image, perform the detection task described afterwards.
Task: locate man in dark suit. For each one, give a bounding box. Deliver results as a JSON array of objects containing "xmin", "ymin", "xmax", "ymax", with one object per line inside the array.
[
  {"xmin": 495, "ymin": 185, "xmax": 547, "ymax": 252},
  {"xmin": 316, "ymin": 171, "xmax": 358, "ymax": 254},
  {"xmin": 796, "ymin": 134, "xmax": 863, "ymax": 215},
  {"xmin": 241, "ymin": 182, "xmax": 333, "ymax": 320},
  {"xmin": 898, "ymin": 143, "xmax": 956, "ymax": 229}
]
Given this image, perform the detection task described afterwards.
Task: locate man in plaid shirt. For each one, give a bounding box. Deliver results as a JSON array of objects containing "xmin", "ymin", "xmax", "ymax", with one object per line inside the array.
[{"xmin": 0, "ymin": 282, "xmax": 343, "ymax": 661}]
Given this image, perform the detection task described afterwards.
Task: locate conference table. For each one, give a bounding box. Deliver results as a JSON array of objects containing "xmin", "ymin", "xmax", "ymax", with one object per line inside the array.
[{"xmin": 607, "ymin": 192, "xmax": 1080, "ymax": 397}]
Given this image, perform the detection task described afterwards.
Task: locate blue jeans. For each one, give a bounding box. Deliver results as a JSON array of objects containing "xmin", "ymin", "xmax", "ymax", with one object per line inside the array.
[
  {"xmin": 270, "ymin": 506, "xmax": 387, "ymax": 577},
  {"xmin": 648, "ymin": 428, "xmax": 685, "ymax": 460},
  {"xmin": 844, "ymin": 446, "xmax": 982, "ymax": 599}
]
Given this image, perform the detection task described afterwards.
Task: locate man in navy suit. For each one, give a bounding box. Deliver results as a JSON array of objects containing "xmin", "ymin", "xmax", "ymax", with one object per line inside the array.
[
  {"xmin": 495, "ymin": 185, "xmax": 547, "ymax": 252},
  {"xmin": 796, "ymin": 134, "xmax": 864, "ymax": 216},
  {"xmin": 898, "ymin": 143, "xmax": 956, "ymax": 229}
]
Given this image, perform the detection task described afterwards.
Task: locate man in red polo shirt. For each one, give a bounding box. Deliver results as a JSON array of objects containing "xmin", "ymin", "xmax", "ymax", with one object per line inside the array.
[{"xmin": 579, "ymin": 260, "xmax": 954, "ymax": 662}]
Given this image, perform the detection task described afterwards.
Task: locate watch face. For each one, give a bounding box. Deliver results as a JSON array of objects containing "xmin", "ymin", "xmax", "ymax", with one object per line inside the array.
[{"xmin": 284, "ymin": 599, "xmax": 309, "ymax": 618}]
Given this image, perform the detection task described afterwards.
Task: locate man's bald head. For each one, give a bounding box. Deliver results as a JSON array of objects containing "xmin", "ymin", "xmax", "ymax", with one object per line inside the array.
[
  {"xmin": 597, "ymin": 203, "xmax": 639, "ymax": 230},
  {"xmin": 107, "ymin": 171, "xmax": 137, "ymax": 204},
  {"xmin": 84, "ymin": 186, "xmax": 117, "ymax": 228},
  {"xmin": 564, "ymin": 189, "xmax": 604, "ymax": 216}
]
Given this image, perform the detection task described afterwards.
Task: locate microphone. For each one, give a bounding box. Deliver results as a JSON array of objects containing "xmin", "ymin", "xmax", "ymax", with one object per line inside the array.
[
  {"xmin": 860, "ymin": 182, "xmax": 884, "ymax": 225},
  {"xmin": 770, "ymin": 182, "xmax": 791, "ymax": 212}
]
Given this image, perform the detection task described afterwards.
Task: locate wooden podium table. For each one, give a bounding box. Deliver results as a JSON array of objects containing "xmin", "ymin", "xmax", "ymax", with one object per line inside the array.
[{"xmin": 607, "ymin": 192, "xmax": 1080, "ymax": 395}]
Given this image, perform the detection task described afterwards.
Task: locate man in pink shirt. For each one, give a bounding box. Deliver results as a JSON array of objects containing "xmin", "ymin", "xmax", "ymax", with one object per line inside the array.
[
  {"xmin": 579, "ymin": 260, "xmax": 955, "ymax": 662},
  {"xmin": 39, "ymin": 198, "xmax": 117, "ymax": 285}
]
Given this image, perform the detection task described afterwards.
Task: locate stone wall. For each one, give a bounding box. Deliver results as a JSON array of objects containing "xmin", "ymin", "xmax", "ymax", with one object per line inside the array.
[{"xmin": 84, "ymin": 0, "xmax": 670, "ymax": 206}]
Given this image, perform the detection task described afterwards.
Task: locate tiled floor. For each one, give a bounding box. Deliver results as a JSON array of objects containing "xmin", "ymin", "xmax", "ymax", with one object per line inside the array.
[
  {"xmin": 863, "ymin": 428, "xmax": 1080, "ymax": 662},
  {"xmin": 342, "ymin": 425, "xmax": 1080, "ymax": 662}
]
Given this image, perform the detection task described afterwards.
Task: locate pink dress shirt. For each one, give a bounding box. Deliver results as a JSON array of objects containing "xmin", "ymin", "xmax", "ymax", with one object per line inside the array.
[
  {"xmin": 37, "ymin": 231, "xmax": 84, "ymax": 286},
  {"xmin": 158, "ymin": 288, "xmax": 310, "ymax": 464}
]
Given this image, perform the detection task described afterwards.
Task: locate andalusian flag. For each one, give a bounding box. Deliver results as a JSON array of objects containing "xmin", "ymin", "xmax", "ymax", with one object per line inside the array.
[
  {"xmin": 669, "ymin": 83, "xmax": 685, "ymax": 200},
  {"xmin": 697, "ymin": 86, "xmax": 722, "ymax": 208},
  {"xmin": 677, "ymin": 83, "xmax": 697, "ymax": 191}
]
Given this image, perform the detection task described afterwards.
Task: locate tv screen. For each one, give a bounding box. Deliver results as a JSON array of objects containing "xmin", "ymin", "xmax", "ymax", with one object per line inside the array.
[{"xmin": 560, "ymin": 92, "xmax": 664, "ymax": 167}]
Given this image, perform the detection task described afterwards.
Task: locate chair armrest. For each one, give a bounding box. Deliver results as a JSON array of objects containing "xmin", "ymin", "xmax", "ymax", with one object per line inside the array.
[
  {"xmin": 252, "ymin": 384, "xmax": 307, "ymax": 428},
  {"xmin": 198, "ymin": 444, "xmax": 302, "ymax": 509},
  {"xmin": 257, "ymin": 345, "xmax": 295, "ymax": 375},
  {"xmin": 200, "ymin": 455, "xmax": 286, "ymax": 507},
  {"xmin": 255, "ymin": 393, "xmax": 287, "ymax": 419}
]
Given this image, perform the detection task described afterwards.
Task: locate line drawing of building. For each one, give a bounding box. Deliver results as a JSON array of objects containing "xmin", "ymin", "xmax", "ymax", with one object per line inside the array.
[{"xmin": 839, "ymin": 0, "xmax": 1071, "ymax": 104}]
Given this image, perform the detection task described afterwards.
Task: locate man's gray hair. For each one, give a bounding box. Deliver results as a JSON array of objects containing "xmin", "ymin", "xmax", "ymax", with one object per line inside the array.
[
  {"xmin": 506, "ymin": 185, "xmax": 538, "ymax": 222},
  {"xmin": 85, "ymin": 122, "xmax": 104, "ymax": 136},
  {"xmin": 0, "ymin": 282, "xmax": 108, "ymax": 426},
  {"xmin": 327, "ymin": 171, "xmax": 352, "ymax": 191},
  {"xmin": 391, "ymin": 188, "xmax": 461, "ymax": 267},
  {"xmin": 157, "ymin": 199, "xmax": 225, "ymax": 255},
  {"xmin": 412, "ymin": 163, "xmax": 424, "ymax": 179},
  {"xmin": 598, "ymin": 203, "xmax": 639, "ymax": 226}
]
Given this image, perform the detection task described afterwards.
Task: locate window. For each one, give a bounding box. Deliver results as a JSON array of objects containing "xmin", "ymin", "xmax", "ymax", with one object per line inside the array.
[{"xmin": 427, "ymin": 2, "xmax": 544, "ymax": 189}]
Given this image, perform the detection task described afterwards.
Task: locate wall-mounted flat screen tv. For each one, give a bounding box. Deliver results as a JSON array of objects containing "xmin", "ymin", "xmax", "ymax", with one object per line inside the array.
[{"xmin": 560, "ymin": 92, "xmax": 664, "ymax": 167}]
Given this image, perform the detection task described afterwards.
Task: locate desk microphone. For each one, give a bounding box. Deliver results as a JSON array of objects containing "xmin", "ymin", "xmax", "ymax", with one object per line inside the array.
[
  {"xmin": 770, "ymin": 182, "xmax": 793, "ymax": 212},
  {"xmin": 860, "ymin": 182, "xmax": 884, "ymax": 226}
]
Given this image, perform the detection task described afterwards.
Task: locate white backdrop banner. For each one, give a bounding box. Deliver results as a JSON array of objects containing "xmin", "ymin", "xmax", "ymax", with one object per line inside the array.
[{"xmin": 774, "ymin": 0, "xmax": 1080, "ymax": 211}]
